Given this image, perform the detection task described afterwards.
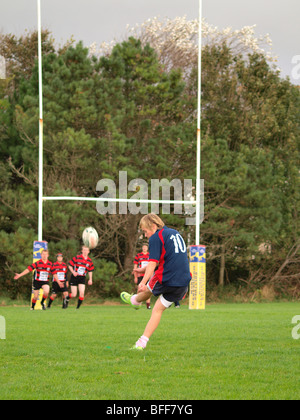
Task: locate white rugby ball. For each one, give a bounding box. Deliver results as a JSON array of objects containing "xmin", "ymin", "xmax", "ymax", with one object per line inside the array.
[{"xmin": 82, "ymin": 227, "xmax": 99, "ymax": 249}]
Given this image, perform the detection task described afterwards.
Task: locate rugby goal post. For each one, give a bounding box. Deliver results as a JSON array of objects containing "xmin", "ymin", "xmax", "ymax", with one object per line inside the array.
[{"xmin": 36, "ymin": 0, "xmax": 205, "ymax": 309}]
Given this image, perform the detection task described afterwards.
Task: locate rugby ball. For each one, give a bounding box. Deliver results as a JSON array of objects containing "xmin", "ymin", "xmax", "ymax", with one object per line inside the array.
[{"xmin": 82, "ymin": 227, "xmax": 99, "ymax": 249}]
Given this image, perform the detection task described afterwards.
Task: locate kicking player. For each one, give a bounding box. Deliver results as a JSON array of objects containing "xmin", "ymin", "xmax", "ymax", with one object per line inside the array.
[
  {"xmin": 121, "ymin": 213, "xmax": 191, "ymax": 350},
  {"xmin": 14, "ymin": 249, "xmax": 52, "ymax": 310},
  {"xmin": 47, "ymin": 252, "xmax": 69, "ymax": 309},
  {"xmin": 66, "ymin": 245, "xmax": 94, "ymax": 309}
]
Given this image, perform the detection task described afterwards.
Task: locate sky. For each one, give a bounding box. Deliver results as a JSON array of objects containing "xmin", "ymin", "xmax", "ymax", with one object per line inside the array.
[{"xmin": 0, "ymin": 0, "xmax": 299, "ymax": 84}]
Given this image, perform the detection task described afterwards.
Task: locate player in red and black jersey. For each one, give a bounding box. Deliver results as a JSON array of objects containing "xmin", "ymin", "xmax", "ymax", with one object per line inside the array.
[
  {"xmin": 133, "ymin": 244, "xmax": 151, "ymax": 309},
  {"xmin": 133, "ymin": 244, "xmax": 150, "ymax": 285},
  {"xmin": 14, "ymin": 249, "xmax": 52, "ymax": 310},
  {"xmin": 47, "ymin": 252, "xmax": 69, "ymax": 309},
  {"xmin": 66, "ymin": 245, "xmax": 94, "ymax": 309}
]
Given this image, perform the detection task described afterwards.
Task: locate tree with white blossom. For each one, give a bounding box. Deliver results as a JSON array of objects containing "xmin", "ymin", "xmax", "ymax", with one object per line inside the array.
[{"xmin": 92, "ymin": 16, "xmax": 277, "ymax": 75}]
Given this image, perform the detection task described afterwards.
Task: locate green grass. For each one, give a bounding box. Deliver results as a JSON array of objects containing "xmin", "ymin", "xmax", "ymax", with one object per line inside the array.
[{"xmin": 0, "ymin": 301, "xmax": 299, "ymax": 400}]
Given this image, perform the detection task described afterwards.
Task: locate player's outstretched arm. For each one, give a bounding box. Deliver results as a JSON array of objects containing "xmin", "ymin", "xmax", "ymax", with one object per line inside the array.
[{"xmin": 14, "ymin": 268, "xmax": 30, "ymax": 280}]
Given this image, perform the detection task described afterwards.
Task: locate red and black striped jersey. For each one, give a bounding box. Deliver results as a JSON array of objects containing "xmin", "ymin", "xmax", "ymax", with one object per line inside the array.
[
  {"xmin": 134, "ymin": 252, "xmax": 150, "ymax": 269},
  {"xmin": 69, "ymin": 254, "xmax": 94, "ymax": 277},
  {"xmin": 52, "ymin": 262, "xmax": 68, "ymax": 282},
  {"xmin": 28, "ymin": 260, "xmax": 53, "ymax": 282}
]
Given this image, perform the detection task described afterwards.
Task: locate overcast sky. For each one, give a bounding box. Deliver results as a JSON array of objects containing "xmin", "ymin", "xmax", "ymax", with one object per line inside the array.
[{"xmin": 1, "ymin": 0, "xmax": 299, "ymax": 83}]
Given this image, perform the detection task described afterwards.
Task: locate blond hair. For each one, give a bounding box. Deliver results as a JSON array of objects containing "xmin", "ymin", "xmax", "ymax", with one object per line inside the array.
[{"xmin": 139, "ymin": 214, "xmax": 165, "ymax": 230}]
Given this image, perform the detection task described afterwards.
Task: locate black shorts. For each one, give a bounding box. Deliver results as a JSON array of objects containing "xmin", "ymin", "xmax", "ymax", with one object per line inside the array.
[
  {"xmin": 147, "ymin": 276, "xmax": 188, "ymax": 308},
  {"xmin": 33, "ymin": 280, "xmax": 49, "ymax": 291},
  {"xmin": 52, "ymin": 281, "xmax": 68, "ymax": 294},
  {"xmin": 69, "ymin": 275, "xmax": 86, "ymax": 286}
]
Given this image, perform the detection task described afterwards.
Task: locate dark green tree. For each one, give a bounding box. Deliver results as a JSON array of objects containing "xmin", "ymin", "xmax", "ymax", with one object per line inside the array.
[{"xmin": 1, "ymin": 31, "xmax": 299, "ymax": 299}]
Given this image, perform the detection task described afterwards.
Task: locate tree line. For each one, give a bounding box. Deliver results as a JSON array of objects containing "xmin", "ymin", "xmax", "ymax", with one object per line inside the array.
[{"xmin": 0, "ymin": 24, "xmax": 299, "ymax": 300}]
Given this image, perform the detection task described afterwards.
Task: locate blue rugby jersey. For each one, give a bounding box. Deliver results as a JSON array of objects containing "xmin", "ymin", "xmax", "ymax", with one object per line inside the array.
[{"xmin": 149, "ymin": 226, "xmax": 191, "ymax": 287}]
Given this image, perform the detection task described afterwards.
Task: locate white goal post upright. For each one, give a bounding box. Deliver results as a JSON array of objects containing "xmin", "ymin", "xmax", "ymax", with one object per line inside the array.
[
  {"xmin": 37, "ymin": 0, "xmax": 44, "ymax": 242},
  {"xmin": 195, "ymin": 0, "xmax": 202, "ymax": 247},
  {"xmin": 189, "ymin": 0, "xmax": 206, "ymax": 310}
]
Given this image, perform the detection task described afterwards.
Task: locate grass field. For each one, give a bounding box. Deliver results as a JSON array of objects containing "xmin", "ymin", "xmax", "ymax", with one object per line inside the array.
[{"xmin": 0, "ymin": 301, "xmax": 299, "ymax": 400}]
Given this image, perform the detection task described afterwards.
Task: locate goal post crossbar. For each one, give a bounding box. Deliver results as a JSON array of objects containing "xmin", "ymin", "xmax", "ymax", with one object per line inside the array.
[{"xmin": 42, "ymin": 196, "xmax": 197, "ymax": 205}]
